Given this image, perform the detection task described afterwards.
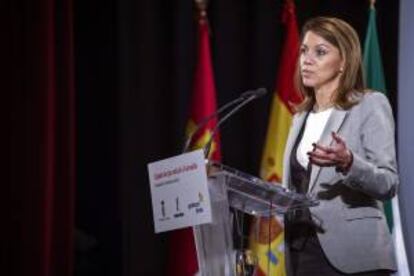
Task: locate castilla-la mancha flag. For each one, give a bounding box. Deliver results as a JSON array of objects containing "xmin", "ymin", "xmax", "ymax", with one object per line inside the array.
[
  {"xmin": 166, "ymin": 12, "xmax": 221, "ymax": 276},
  {"xmin": 249, "ymin": 1, "xmax": 302, "ymax": 275}
]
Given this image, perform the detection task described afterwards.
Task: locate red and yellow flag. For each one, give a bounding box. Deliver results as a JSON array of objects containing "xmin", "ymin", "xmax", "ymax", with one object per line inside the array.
[
  {"xmin": 186, "ymin": 15, "xmax": 221, "ymax": 162},
  {"xmin": 167, "ymin": 11, "xmax": 221, "ymax": 276},
  {"xmin": 250, "ymin": 1, "xmax": 302, "ymax": 275}
]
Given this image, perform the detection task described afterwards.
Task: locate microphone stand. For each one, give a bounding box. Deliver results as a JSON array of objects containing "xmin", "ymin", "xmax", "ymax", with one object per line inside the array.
[
  {"xmin": 182, "ymin": 89, "xmax": 260, "ymax": 153},
  {"xmin": 203, "ymin": 95, "xmax": 258, "ymax": 159}
]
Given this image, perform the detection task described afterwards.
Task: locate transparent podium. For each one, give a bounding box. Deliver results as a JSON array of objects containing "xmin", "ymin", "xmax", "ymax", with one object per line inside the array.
[{"xmin": 193, "ymin": 162, "xmax": 318, "ymax": 276}]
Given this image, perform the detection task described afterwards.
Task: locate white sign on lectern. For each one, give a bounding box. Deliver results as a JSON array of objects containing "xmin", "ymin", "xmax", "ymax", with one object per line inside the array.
[{"xmin": 147, "ymin": 149, "xmax": 212, "ymax": 233}]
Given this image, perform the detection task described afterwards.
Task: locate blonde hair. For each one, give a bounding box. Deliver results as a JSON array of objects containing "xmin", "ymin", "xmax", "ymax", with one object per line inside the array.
[{"xmin": 295, "ymin": 17, "xmax": 366, "ymax": 112}]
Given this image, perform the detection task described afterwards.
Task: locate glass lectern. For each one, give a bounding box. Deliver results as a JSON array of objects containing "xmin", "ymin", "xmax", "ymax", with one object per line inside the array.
[{"xmin": 193, "ymin": 162, "xmax": 318, "ymax": 276}]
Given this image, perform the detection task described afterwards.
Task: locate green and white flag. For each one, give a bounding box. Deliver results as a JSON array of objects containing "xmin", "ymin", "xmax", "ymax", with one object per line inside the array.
[{"xmin": 363, "ymin": 5, "xmax": 410, "ymax": 276}]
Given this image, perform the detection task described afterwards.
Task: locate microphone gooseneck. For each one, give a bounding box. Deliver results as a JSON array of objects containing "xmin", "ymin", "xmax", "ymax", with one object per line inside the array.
[
  {"xmin": 203, "ymin": 88, "xmax": 267, "ymax": 159},
  {"xmin": 182, "ymin": 88, "xmax": 266, "ymax": 153}
]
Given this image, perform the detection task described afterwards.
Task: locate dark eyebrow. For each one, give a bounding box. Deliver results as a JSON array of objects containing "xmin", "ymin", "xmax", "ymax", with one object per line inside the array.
[
  {"xmin": 301, "ymin": 43, "xmax": 331, "ymax": 48},
  {"xmin": 315, "ymin": 43, "xmax": 331, "ymax": 49},
  {"xmin": 300, "ymin": 43, "xmax": 331, "ymax": 50}
]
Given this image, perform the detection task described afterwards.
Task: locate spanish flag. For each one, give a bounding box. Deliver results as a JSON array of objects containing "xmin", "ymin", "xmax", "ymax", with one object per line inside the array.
[
  {"xmin": 250, "ymin": 1, "xmax": 302, "ymax": 275},
  {"xmin": 166, "ymin": 9, "xmax": 221, "ymax": 276}
]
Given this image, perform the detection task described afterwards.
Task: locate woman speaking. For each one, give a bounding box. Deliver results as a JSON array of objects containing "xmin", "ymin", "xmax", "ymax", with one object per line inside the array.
[{"xmin": 283, "ymin": 17, "xmax": 398, "ymax": 276}]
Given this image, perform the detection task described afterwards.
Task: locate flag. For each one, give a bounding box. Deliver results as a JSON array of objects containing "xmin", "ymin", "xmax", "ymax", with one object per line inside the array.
[
  {"xmin": 166, "ymin": 11, "xmax": 221, "ymax": 276},
  {"xmin": 185, "ymin": 16, "xmax": 221, "ymax": 162},
  {"xmin": 249, "ymin": 1, "xmax": 302, "ymax": 275},
  {"xmin": 363, "ymin": 5, "xmax": 410, "ymax": 276},
  {"xmin": 363, "ymin": 5, "xmax": 386, "ymax": 94}
]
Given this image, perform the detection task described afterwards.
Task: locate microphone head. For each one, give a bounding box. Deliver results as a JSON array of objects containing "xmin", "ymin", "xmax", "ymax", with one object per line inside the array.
[
  {"xmin": 240, "ymin": 88, "xmax": 267, "ymax": 99},
  {"xmin": 255, "ymin": 87, "xmax": 267, "ymax": 98}
]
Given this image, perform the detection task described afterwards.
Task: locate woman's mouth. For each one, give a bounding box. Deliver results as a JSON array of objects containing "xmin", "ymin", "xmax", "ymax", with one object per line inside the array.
[{"xmin": 301, "ymin": 69, "xmax": 313, "ymax": 77}]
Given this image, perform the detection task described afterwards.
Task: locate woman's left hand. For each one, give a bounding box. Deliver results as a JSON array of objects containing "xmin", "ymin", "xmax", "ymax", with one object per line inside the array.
[{"xmin": 307, "ymin": 132, "xmax": 353, "ymax": 172}]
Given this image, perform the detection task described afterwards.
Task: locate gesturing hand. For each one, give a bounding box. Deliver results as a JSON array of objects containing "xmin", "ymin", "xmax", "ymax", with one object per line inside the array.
[{"xmin": 307, "ymin": 132, "xmax": 353, "ymax": 172}]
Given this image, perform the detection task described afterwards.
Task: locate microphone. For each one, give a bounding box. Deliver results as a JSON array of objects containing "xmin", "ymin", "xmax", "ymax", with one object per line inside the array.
[
  {"xmin": 182, "ymin": 88, "xmax": 266, "ymax": 153},
  {"xmin": 239, "ymin": 87, "xmax": 267, "ymax": 99},
  {"xmin": 203, "ymin": 88, "xmax": 267, "ymax": 158}
]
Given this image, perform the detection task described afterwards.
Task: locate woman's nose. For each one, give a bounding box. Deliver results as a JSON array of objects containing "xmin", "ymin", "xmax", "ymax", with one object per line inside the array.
[{"xmin": 302, "ymin": 53, "xmax": 314, "ymax": 65}]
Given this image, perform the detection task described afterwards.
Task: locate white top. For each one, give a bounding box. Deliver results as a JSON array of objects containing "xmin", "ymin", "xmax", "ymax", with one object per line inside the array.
[{"xmin": 296, "ymin": 108, "xmax": 333, "ymax": 168}]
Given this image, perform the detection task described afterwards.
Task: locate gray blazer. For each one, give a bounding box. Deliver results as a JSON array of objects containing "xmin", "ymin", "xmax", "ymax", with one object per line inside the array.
[{"xmin": 283, "ymin": 92, "xmax": 398, "ymax": 273}]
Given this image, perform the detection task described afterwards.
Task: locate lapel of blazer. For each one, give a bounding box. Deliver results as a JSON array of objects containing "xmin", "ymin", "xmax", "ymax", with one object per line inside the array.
[
  {"xmin": 308, "ymin": 108, "xmax": 349, "ymax": 192},
  {"xmin": 282, "ymin": 111, "xmax": 308, "ymax": 189}
]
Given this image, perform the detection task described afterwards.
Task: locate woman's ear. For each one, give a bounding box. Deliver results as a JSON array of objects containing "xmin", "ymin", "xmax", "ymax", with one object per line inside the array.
[{"xmin": 339, "ymin": 60, "xmax": 345, "ymax": 74}]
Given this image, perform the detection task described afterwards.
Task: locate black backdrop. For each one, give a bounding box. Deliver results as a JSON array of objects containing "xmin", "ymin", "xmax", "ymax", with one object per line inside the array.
[{"xmin": 74, "ymin": 0, "xmax": 399, "ymax": 275}]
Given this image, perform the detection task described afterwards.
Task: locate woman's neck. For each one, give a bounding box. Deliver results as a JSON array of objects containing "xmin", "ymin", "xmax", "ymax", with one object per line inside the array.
[{"xmin": 313, "ymin": 81, "xmax": 338, "ymax": 112}]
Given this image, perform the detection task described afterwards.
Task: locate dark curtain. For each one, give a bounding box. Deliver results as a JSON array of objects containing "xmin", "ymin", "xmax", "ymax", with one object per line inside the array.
[
  {"xmin": 9, "ymin": 0, "xmax": 76, "ymax": 276},
  {"xmin": 8, "ymin": 0, "xmax": 399, "ymax": 276},
  {"xmin": 74, "ymin": 0, "xmax": 121, "ymax": 275}
]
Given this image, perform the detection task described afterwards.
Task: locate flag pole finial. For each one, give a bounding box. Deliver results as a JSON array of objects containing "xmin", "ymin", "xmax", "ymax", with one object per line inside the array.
[
  {"xmin": 195, "ymin": 0, "xmax": 208, "ymax": 19},
  {"xmin": 369, "ymin": 0, "xmax": 376, "ymax": 9}
]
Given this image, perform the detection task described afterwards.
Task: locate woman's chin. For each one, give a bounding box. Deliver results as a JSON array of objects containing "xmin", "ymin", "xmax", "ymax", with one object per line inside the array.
[{"xmin": 302, "ymin": 81, "xmax": 316, "ymax": 88}]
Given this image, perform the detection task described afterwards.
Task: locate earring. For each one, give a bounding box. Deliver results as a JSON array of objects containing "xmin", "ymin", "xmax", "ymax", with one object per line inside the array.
[{"xmin": 339, "ymin": 67, "xmax": 344, "ymax": 74}]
